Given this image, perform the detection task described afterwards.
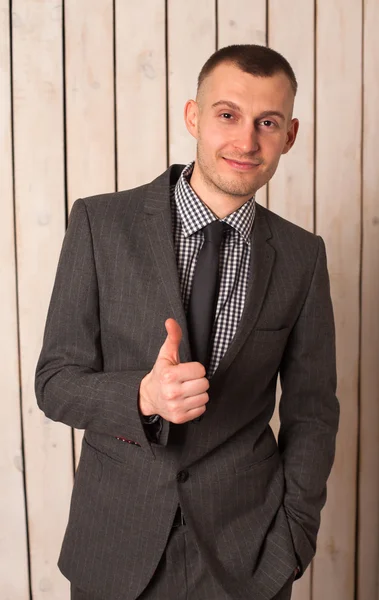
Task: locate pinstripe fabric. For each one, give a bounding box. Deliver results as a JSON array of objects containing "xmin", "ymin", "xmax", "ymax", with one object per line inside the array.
[
  {"xmin": 71, "ymin": 526, "xmax": 294, "ymax": 600},
  {"xmin": 35, "ymin": 164, "xmax": 339, "ymax": 600}
]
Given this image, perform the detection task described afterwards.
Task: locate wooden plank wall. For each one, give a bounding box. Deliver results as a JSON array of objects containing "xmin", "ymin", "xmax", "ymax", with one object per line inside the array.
[
  {"xmin": 0, "ymin": 1, "xmax": 29, "ymax": 598},
  {"xmin": 359, "ymin": 0, "xmax": 379, "ymax": 598},
  {"xmin": 314, "ymin": 2, "xmax": 361, "ymax": 599},
  {"xmin": 1, "ymin": 1, "xmax": 378, "ymax": 599}
]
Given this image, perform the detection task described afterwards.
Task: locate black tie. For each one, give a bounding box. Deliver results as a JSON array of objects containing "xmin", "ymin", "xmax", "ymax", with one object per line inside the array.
[{"xmin": 188, "ymin": 220, "xmax": 226, "ymax": 369}]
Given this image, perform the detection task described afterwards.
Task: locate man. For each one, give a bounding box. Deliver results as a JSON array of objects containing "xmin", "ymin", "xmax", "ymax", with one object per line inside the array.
[{"xmin": 35, "ymin": 44, "xmax": 339, "ymax": 600}]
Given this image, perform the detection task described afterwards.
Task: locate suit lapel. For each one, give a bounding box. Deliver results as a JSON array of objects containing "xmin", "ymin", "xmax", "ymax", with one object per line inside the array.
[
  {"xmin": 143, "ymin": 166, "xmax": 191, "ymax": 363},
  {"xmin": 211, "ymin": 204, "xmax": 276, "ymax": 383}
]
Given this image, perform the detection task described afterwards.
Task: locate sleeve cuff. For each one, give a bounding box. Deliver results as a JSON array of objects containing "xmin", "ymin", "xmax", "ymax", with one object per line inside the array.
[{"xmin": 141, "ymin": 414, "xmax": 160, "ymax": 424}]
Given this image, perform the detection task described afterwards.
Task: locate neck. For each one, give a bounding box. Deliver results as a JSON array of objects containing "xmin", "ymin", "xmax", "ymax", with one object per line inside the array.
[{"xmin": 189, "ymin": 161, "xmax": 253, "ymax": 219}]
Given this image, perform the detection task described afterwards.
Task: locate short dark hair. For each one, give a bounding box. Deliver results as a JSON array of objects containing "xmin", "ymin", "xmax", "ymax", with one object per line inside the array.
[{"xmin": 197, "ymin": 44, "xmax": 297, "ymax": 96}]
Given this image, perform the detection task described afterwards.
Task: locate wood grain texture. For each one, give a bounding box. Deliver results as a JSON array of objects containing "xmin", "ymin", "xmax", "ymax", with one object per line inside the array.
[
  {"xmin": 358, "ymin": 0, "xmax": 379, "ymax": 597},
  {"xmin": 313, "ymin": 1, "xmax": 362, "ymax": 598},
  {"xmin": 12, "ymin": 2, "xmax": 73, "ymax": 598},
  {"xmin": 268, "ymin": 0, "xmax": 314, "ymax": 232},
  {"xmin": 168, "ymin": 0, "xmax": 215, "ymax": 165},
  {"xmin": 217, "ymin": 0, "xmax": 266, "ymax": 47},
  {"xmin": 116, "ymin": 0, "xmax": 167, "ymax": 190},
  {"xmin": 0, "ymin": 1, "xmax": 29, "ymax": 597},
  {"xmin": 65, "ymin": 0, "xmax": 115, "ymax": 208},
  {"xmin": 64, "ymin": 0, "xmax": 116, "ymax": 466},
  {"xmin": 217, "ymin": 0, "xmax": 268, "ymax": 208},
  {"xmin": 268, "ymin": 5, "xmax": 315, "ymax": 596}
]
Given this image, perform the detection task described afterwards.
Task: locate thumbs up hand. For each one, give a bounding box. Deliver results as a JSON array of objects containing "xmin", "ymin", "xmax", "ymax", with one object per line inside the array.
[{"xmin": 139, "ymin": 318, "xmax": 209, "ymax": 424}]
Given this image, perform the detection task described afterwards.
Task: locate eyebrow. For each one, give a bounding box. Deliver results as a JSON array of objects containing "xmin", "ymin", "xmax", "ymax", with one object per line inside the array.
[
  {"xmin": 258, "ymin": 110, "xmax": 286, "ymax": 121},
  {"xmin": 211, "ymin": 100, "xmax": 286, "ymax": 121},
  {"xmin": 212, "ymin": 100, "xmax": 242, "ymax": 112}
]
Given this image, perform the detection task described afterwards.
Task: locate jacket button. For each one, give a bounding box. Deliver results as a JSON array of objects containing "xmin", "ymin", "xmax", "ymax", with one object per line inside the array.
[{"xmin": 176, "ymin": 470, "xmax": 189, "ymax": 483}]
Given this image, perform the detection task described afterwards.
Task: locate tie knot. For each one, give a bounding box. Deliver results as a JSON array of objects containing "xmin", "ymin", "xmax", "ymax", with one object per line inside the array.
[{"xmin": 203, "ymin": 220, "xmax": 226, "ymax": 246}]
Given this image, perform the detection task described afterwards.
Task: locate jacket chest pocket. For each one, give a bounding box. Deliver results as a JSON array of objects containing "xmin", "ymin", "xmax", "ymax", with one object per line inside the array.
[{"xmin": 250, "ymin": 327, "xmax": 290, "ymax": 368}]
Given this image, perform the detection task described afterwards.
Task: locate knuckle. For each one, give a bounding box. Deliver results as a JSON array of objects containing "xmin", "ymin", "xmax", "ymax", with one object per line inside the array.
[
  {"xmin": 160, "ymin": 368, "xmax": 173, "ymax": 384},
  {"xmin": 171, "ymin": 413, "xmax": 186, "ymax": 425},
  {"xmin": 171, "ymin": 401, "xmax": 181, "ymax": 413},
  {"xmin": 198, "ymin": 363, "xmax": 206, "ymax": 378},
  {"xmin": 166, "ymin": 388, "xmax": 179, "ymax": 402}
]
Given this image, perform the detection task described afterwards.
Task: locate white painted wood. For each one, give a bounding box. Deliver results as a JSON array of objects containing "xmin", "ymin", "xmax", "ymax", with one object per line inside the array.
[
  {"xmin": 168, "ymin": 0, "xmax": 216, "ymax": 165},
  {"xmin": 217, "ymin": 0, "xmax": 267, "ymax": 207},
  {"xmin": 217, "ymin": 0, "xmax": 266, "ymax": 47},
  {"xmin": 268, "ymin": 0, "xmax": 314, "ymax": 232},
  {"xmin": 116, "ymin": 0, "xmax": 167, "ymax": 190},
  {"xmin": 65, "ymin": 0, "xmax": 115, "ymax": 208},
  {"xmin": 268, "ymin": 4, "xmax": 315, "ymax": 596},
  {"xmin": 0, "ymin": 1, "xmax": 29, "ymax": 597},
  {"xmin": 358, "ymin": 0, "xmax": 379, "ymax": 598},
  {"xmin": 65, "ymin": 0, "xmax": 116, "ymax": 466},
  {"xmin": 313, "ymin": 1, "xmax": 362, "ymax": 598},
  {"xmin": 12, "ymin": 2, "xmax": 73, "ymax": 598}
]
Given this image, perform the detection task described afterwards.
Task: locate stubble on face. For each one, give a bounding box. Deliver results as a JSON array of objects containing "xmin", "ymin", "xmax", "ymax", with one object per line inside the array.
[{"xmin": 195, "ymin": 131, "xmax": 263, "ymax": 199}]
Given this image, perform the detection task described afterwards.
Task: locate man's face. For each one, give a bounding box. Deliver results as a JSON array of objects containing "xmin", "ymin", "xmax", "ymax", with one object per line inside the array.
[{"xmin": 185, "ymin": 62, "xmax": 299, "ymax": 203}]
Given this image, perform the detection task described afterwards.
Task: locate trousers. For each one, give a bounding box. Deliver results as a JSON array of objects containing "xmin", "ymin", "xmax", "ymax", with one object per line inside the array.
[{"xmin": 70, "ymin": 521, "xmax": 294, "ymax": 600}]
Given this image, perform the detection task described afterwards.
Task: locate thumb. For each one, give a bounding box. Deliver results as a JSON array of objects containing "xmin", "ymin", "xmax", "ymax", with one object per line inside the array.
[{"xmin": 158, "ymin": 318, "xmax": 182, "ymax": 365}]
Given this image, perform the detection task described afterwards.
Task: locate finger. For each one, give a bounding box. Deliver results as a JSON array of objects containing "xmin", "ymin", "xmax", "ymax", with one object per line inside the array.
[
  {"xmin": 169, "ymin": 361, "xmax": 206, "ymax": 383},
  {"xmin": 158, "ymin": 318, "xmax": 182, "ymax": 365},
  {"xmin": 171, "ymin": 402, "xmax": 207, "ymax": 424},
  {"xmin": 180, "ymin": 377, "xmax": 210, "ymax": 399},
  {"xmin": 162, "ymin": 390, "xmax": 208, "ymax": 418},
  {"xmin": 180, "ymin": 392, "xmax": 209, "ymax": 412}
]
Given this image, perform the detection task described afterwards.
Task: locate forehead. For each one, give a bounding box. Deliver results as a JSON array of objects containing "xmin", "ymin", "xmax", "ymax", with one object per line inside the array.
[{"xmin": 199, "ymin": 62, "xmax": 294, "ymax": 113}]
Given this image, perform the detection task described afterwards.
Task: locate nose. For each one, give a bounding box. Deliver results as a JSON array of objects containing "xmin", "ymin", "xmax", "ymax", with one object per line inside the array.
[{"xmin": 235, "ymin": 124, "xmax": 259, "ymax": 154}]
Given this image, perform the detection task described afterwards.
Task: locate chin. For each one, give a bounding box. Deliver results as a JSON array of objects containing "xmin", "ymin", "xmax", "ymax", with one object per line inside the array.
[
  {"xmin": 219, "ymin": 176, "xmax": 258, "ymax": 198},
  {"xmin": 220, "ymin": 184, "xmax": 257, "ymax": 198}
]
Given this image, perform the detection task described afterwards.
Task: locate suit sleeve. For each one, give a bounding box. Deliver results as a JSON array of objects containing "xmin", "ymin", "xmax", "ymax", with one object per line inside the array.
[
  {"xmin": 35, "ymin": 198, "xmax": 170, "ymax": 453},
  {"xmin": 278, "ymin": 236, "xmax": 339, "ymax": 575}
]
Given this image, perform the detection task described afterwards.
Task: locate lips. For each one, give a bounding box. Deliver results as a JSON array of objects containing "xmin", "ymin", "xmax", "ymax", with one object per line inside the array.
[{"xmin": 223, "ymin": 157, "xmax": 261, "ymax": 170}]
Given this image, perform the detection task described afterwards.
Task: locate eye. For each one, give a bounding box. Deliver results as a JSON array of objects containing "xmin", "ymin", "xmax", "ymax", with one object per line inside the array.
[
  {"xmin": 220, "ymin": 112, "xmax": 234, "ymax": 120},
  {"xmin": 260, "ymin": 119, "xmax": 276, "ymax": 128}
]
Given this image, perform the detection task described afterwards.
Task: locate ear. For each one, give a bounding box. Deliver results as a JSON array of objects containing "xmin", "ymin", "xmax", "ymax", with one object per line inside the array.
[
  {"xmin": 184, "ymin": 100, "xmax": 199, "ymax": 140},
  {"xmin": 282, "ymin": 118, "xmax": 299, "ymax": 155}
]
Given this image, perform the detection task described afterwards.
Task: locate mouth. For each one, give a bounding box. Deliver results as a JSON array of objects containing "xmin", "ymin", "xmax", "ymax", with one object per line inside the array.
[{"xmin": 223, "ymin": 157, "xmax": 261, "ymax": 171}]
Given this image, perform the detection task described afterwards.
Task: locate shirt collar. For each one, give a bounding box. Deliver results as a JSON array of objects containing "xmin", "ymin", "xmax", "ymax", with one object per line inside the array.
[{"xmin": 175, "ymin": 161, "xmax": 255, "ymax": 244}]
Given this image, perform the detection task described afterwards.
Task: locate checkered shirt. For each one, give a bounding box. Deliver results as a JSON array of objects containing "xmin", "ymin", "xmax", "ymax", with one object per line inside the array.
[{"xmin": 172, "ymin": 162, "xmax": 255, "ymax": 377}]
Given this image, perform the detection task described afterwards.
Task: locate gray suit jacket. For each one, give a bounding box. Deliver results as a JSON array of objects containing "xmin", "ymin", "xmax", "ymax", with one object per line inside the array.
[{"xmin": 35, "ymin": 164, "xmax": 339, "ymax": 600}]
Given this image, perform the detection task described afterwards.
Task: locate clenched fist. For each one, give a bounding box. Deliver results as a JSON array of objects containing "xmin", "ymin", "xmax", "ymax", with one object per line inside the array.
[{"xmin": 139, "ymin": 318, "xmax": 209, "ymax": 424}]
